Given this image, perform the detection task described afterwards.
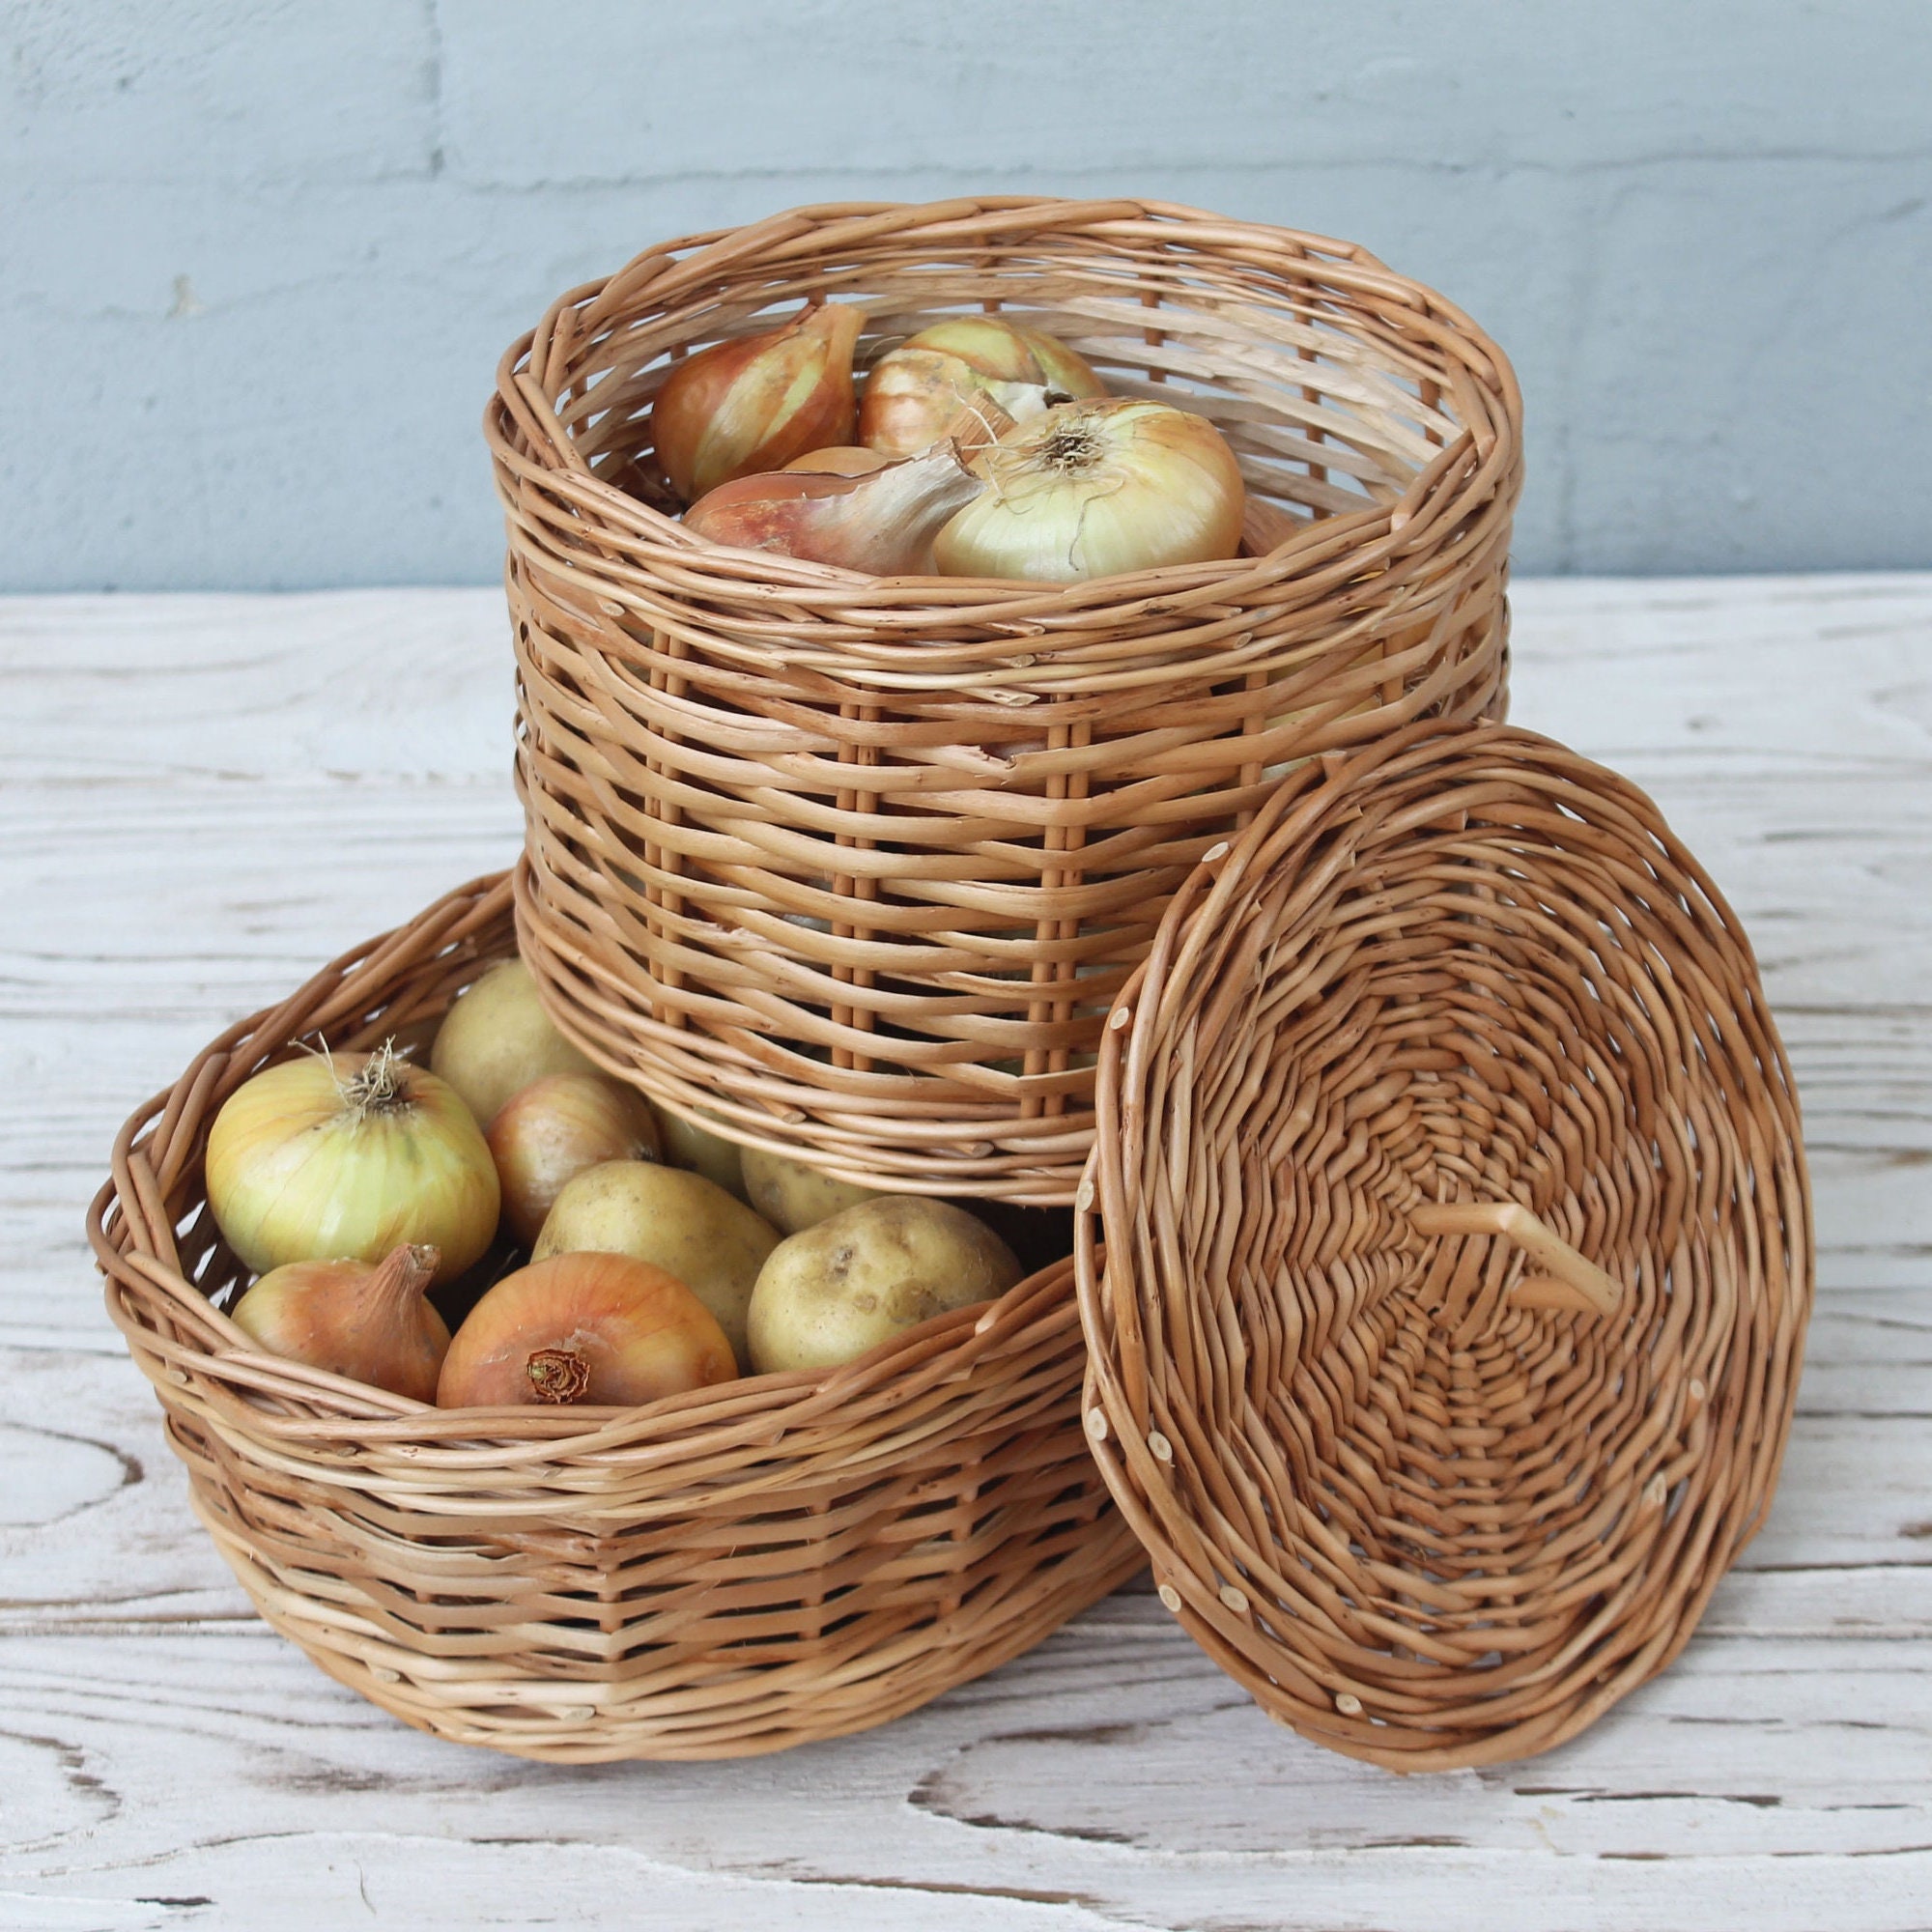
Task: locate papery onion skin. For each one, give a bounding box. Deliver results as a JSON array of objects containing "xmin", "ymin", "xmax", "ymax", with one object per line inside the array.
[
  {"xmin": 860, "ymin": 318, "xmax": 1106, "ymax": 459},
  {"xmin": 934, "ymin": 397, "xmax": 1246, "ymax": 583},
  {"xmin": 436, "ymin": 1252, "xmax": 736, "ymax": 1408},
  {"xmin": 652, "ymin": 304, "xmax": 864, "ymax": 501},
  {"xmin": 684, "ymin": 441, "xmax": 983, "ymax": 575},
  {"xmin": 486, "ymin": 1072, "xmax": 663, "ymax": 1248},
  {"xmin": 231, "ymin": 1242, "xmax": 450, "ymax": 1402},
  {"xmin": 207, "ymin": 1045, "xmax": 499, "ymax": 1283},
  {"xmin": 781, "ymin": 445, "xmax": 890, "ymax": 475}
]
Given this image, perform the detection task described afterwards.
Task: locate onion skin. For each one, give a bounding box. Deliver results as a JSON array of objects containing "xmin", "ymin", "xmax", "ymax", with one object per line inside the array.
[
  {"xmin": 684, "ymin": 441, "xmax": 983, "ymax": 575},
  {"xmin": 486, "ymin": 1072, "xmax": 663, "ymax": 1248},
  {"xmin": 231, "ymin": 1242, "xmax": 450, "ymax": 1403},
  {"xmin": 207, "ymin": 1046, "xmax": 500, "ymax": 1283},
  {"xmin": 781, "ymin": 445, "xmax": 891, "ymax": 475},
  {"xmin": 436, "ymin": 1252, "xmax": 736, "ymax": 1408},
  {"xmin": 935, "ymin": 397, "xmax": 1246, "ymax": 583},
  {"xmin": 652, "ymin": 304, "xmax": 864, "ymax": 501},
  {"xmin": 860, "ymin": 318, "xmax": 1106, "ymax": 460}
]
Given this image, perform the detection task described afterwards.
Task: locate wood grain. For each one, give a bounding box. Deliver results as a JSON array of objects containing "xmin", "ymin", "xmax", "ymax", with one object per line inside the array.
[{"xmin": 3, "ymin": 580, "xmax": 1927, "ymax": 1927}]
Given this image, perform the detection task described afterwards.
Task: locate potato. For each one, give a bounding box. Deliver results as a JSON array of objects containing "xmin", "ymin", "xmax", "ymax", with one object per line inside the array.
[
  {"xmin": 748, "ymin": 1196, "xmax": 1023, "ymax": 1375},
  {"xmin": 431, "ymin": 958, "xmax": 598, "ymax": 1129},
  {"xmin": 533, "ymin": 1159, "xmax": 780, "ymax": 1369},
  {"xmin": 658, "ymin": 1107, "xmax": 750, "ymax": 1203},
  {"xmin": 741, "ymin": 1145, "xmax": 881, "ymax": 1235}
]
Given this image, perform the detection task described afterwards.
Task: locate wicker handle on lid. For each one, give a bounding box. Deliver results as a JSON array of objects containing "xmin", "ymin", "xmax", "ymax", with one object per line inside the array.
[{"xmin": 1409, "ymin": 1201, "xmax": 1624, "ymax": 1318}]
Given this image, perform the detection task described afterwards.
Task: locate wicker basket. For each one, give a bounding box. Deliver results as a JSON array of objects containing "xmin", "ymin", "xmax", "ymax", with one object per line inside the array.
[
  {"xmin": 1076, "ymin": 722, "xmax": 1812, "ymax": 1770},
  {"xmin": 89, "ymin": 875, "xmax": 1143, "ymax": 1763},
  {"xmin": 488, "ymin": 196, "xmax": 1521, "ymax": 1204}
]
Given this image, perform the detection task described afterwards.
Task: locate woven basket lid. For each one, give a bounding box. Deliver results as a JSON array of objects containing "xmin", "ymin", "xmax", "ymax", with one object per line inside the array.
[{"xmin": 1074, "ymin": 721, "xmax": 1811, "ymax": 1769}]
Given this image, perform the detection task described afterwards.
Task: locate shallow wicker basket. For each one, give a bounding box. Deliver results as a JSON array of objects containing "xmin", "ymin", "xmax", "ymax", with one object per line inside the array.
[
  {"xmin": 488, "ymin": 196, "xmax": 1521, "ymax": 1204},
  {"xmin": 1076, "ymin": 721, "xmax": 1812, "ymax": 1770},
  {"xmin": 89, "ymin": 875, "xmax": 1142, "ymax": 1763}
]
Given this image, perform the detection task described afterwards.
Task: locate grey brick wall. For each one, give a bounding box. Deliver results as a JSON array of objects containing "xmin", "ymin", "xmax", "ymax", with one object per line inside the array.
[{"xmin": 6, "ymin": 1, "xmax": 1927, "ymax": 589}]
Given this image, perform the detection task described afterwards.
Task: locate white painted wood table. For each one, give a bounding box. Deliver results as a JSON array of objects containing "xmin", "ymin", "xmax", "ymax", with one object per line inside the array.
[{"xmin": 3, "ymin": 578, "xmax": 1927, "ymax": 1931}]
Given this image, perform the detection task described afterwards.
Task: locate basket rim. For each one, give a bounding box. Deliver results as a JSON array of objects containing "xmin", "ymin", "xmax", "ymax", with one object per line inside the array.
[
  {"xmin": 87, "ymin": 869, "xmax": 1096, "ymax": 1463},
  {"xmin": 1069, "ymin": 716, "xmax": 1814, "ymax": 1768},
  {"xmin": 485, "ymin": 193, "xmax": 1522, "ymax": 622}
]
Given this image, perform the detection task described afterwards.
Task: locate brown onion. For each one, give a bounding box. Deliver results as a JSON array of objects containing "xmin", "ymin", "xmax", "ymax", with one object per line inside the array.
[
  {"xmin": 231, "ymin": 1242, "xmax": 449, "ymax": 1402},
  {"xmin": 652, "ymin": 304, "xmax": 864, "ymax": 501},
  {"xmin": 781, "ymin": 444, "xmax": 891, "ymax": 475},
  {"xmin": 436, "ymin": 1252, "xmax": 735, "ymax": 1408},
  {"xmin": 486, "ymin": 1072, "xmax": 662, "ymax": 1248},
  {"xmin": 860, "ymin": 317, "xmax": 1106, "ymax": 459},
  {"xmin": 684, "ymin": 440, "xmax": 983, "ymax": 575}
]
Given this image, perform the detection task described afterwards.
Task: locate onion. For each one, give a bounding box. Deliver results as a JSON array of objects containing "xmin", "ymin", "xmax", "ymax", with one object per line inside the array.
[
  {"xmin": 860, "ymin": 317, "xmax": 1106, "ymax": 459},
  {"xmin": 486, "ymin": 1072, "xmax": 662, "ymax": 1248},
  {"xmin": 206, "ymin": 1042, "xmax": 499, "ymax": 1282},
  {"xmin": 652, "ymin": 303, "xmax": 864, "ymax": 501},
  {"xmin": 781, "ymin": 445, "xmax": 891, "ymax": 475},
  {"xmin": 684, "ymin": 440, "xmax": 983, "ymax": 575},
  {"xmin": 934, "ymin": 398, "xmax": 1246, "ymax": 582},
  {"xmin": 436, "ymin": 1252, "xmax": 736, "ymax": 1408},
  {"xmin": 230, "ymin": 1242, "xmax": 450, "ymax": 1402}
]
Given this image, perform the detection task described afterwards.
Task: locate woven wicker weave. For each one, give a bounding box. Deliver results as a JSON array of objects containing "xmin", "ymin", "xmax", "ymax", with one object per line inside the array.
[
  {"xmin": 488, "ymin": 196, "xmax": 1521, "ymax": 1204},
  {"xmin": 89, "ymin": 875, "xmax": 1142, "ymax": 1762},
  {"xmin": 1076, "ymin": 723, "xmax": 1812, "ymax": 1769}
]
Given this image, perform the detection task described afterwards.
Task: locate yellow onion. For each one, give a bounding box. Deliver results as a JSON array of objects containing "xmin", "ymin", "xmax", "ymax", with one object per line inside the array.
[
  {"xmin": 206, "ymin": 1043, "xmax": 499, "ymax": 1282},
  {"xmin": 685, "ymin": 440, "xmax": 983, "ymax": 575},
  {"xmin": 436, "ymin": 1252, "xmax": 736, "ymax": 1408},
  {"xmin": 781, "ymin": 444, "xmax": 891, "ymax": 475},
  {"xmin": 486, "ymin": 1071, "xmax": 662, "ymax": 1248},
  {"xmin": 230, "ymin": 1242, "xmax": 450, "ymax": 1402},
  {"xmin": 934, "ymin": 398, "xmax": 1246, "ymax": 583},
  {"xmin": 652, "ymin": 303, "xmax": 865, "ymax": 501},
  {"xmin": 860, "ymin": 317, "xmax": 1106, "ymax": 459}
]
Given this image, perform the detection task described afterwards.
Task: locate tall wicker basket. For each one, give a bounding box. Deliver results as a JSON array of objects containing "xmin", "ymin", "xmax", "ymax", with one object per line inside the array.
[
  {"xmin": 489, "ymin": 197, "xmax": 1521, "ymax": 1204},
  {"xmin": 90, "ymin": 876, "xmax": 1143, "ymax": 1763},
  {"xmin": 1077, "ymin": 722, "xmax": 1813, "ymax": 1769}
]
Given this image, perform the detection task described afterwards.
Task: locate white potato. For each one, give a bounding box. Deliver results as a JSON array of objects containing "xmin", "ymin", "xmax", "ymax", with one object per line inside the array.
[
  {"xmin": 534, "ymin": 1159, "xmax": 780, "ymax": 1369},
  {"xmin": 748, "ymin": 1196, "xmax": 1022, "ymax": 1375},
  {"xmin": 430, "ymin": 958, "xmax": 598, "ymax": 1129},
  {"xmin": 657, "ymin": 1108, "xmax": 750, "ymax": 1203},
  {"xmin": 741, "ymin": 1145, "xmax": 881, "ymax": 1235}
]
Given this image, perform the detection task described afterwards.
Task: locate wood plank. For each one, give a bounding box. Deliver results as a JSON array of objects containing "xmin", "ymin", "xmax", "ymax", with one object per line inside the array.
[
  {"xmin": 0, "ymin": 1618, "xmax": 1926, "ymax": 1931},
  {"xmin": 3, "ymin": 580, "xmax": 1928, "ymax": 1928}
]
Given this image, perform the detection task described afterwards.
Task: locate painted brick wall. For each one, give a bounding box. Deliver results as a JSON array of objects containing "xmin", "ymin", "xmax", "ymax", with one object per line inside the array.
[{"xmin": 5, "ymin": 1, "xmax": 1928, "ymax": 588}]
